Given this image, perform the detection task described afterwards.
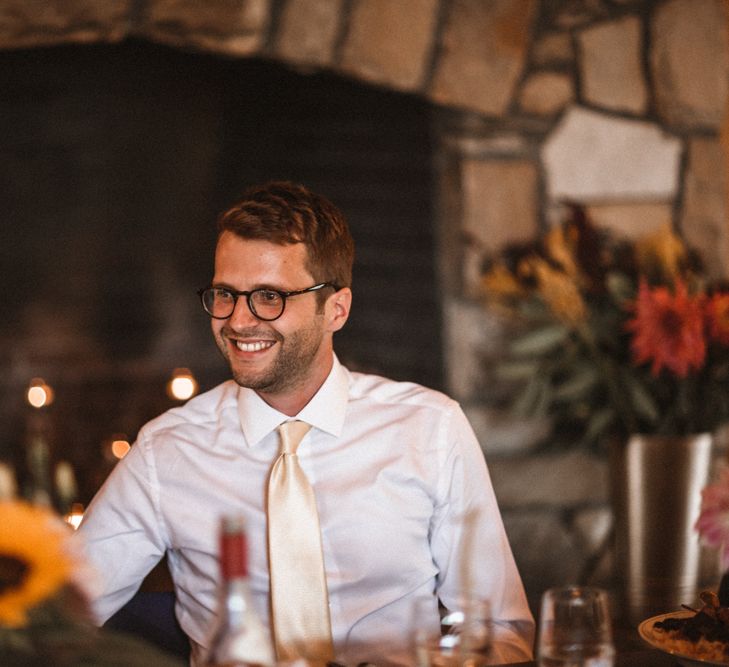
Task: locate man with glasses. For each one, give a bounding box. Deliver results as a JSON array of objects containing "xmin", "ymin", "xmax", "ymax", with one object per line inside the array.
[{"xmin": 77, "ymin": 181, "xmax": 534, "ymax": 666}]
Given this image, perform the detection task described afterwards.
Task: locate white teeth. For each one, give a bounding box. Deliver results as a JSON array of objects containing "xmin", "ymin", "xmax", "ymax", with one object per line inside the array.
[{"xmin": 235, "ymin": 340, "xmax": 274, "ymax": 352}]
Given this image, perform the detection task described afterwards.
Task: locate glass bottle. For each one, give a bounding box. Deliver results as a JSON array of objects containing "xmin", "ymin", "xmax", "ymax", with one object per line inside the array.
[{"xmin": 204, "ymin": 515, "xmax": 275, "ymax": 667}]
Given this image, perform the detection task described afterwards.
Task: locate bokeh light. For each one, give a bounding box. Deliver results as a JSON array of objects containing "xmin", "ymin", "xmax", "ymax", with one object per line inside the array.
[
  {"xmin": 167, "ymin": 368, "xmax": 198, "ymax": 401},
  {"xmin": 26, "ymin": 378, "xmax": 54, "ymax": 408},
  {"xmin": 64, "ymin": 503, "xmax": 85, "ymax": 530},
  {"xmin": 111, "ymin": 438, "xmax": 131, "ymax": 459}
]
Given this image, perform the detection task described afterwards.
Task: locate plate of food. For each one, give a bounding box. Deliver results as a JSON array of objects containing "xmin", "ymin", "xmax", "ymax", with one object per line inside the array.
[{"xmin": 639, "ymin": 592, "xmax": 729, "ymax": 666}]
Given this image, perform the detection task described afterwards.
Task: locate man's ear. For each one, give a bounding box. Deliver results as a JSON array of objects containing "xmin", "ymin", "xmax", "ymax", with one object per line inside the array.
[{"xmin": 326, "ymin": 287, "xmax": 352, "ymax": 333}]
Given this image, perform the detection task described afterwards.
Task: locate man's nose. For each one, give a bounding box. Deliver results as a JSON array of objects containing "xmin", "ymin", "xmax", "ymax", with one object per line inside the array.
[{"xmin": 228, "ymin": 297, "xmax": 259, "ymax": 328}]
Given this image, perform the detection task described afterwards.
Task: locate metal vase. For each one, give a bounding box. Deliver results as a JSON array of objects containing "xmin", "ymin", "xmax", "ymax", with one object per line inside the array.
[{"xmin": 609, "ymin": 433, "xmax": 714, "ymax": 624}]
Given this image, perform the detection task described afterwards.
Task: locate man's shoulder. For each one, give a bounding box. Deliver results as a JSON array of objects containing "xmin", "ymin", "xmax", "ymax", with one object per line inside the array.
[
  {"xmin": 138, "ymin": 380, "xmax": 238, "ymax": 439},
  {"xmin": 346, "ymin": 367, "xmax": 458, "ymax": 414}
]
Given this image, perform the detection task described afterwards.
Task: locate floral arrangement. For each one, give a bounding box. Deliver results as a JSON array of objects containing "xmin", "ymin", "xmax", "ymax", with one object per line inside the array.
[
  {"xmin": 0, "ymin": 500, "xmax": 183, "ymax": 666},
  {"xmin": 480, "ymin": 205, "xmax": 729, "ymax": 452}
]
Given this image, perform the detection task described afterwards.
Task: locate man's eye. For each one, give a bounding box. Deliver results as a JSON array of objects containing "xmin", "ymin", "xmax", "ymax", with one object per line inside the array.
[
  {"xmin": 213, "ymin": 288, "xmax": 234, "ymax": 301},
  {"xmin": 256, "ymin": 290, "xmax": 282, "ymax": 304}
]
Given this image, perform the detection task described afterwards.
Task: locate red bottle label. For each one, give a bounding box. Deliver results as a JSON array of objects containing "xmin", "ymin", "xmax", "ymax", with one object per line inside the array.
[{"xmin": 220, "ymin": 532, "xmax": 247, "ymax": 579}]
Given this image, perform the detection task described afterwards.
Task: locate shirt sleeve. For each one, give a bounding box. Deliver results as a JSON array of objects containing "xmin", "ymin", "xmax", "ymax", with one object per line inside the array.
[
  {"xmin": 430, "ymin": 403, "xmax": 535, "ymax": 663},
  {"xmin": 73, "ymin": 430, "xmax": 167, "ymax": 624}
]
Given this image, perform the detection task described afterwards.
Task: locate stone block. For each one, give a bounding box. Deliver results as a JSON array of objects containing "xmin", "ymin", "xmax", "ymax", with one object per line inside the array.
[
  {"xmin": 573, "ymin": 506, "xmax": 612, "ymax": 554},
  {"xmin": 548, "ymin": 1, "xmax": 608, "ymax": 30},
  {"xmin": 461, "ymin": 241, "xmax": 487, "ymax": 302},
  {"xmin": 0, "ymin": 0, "xmax": 132, "ymax": 48},
  {"xmin": 501, "ymin": 509, "xmax": 584, "ymax": 607},
  {"xmin": 542, "ymin": 106, "xmax": 682, "ymax": 201},
  {"xmin": 489, "ymin": 450, "xmax": 609, "ymax": 508},
  {"xmin": 532, "ymin": 31, "xmax": 573, "ymax": 66},
  {"xmin": 518, "ymin": 71, "xmax": 574, "ymax": 116},
  {"xmin": 680, "ymin": 137, "xmax": 729, "ymax": 280},
  {"xmin": 573, "ymin": 506, "xmax": 614, "ymax": 587},
  {"xmin": 578, "ymin": 15, "xmax": 647, "ymax": 114},
  {"xmin": 442, "ymin": 299, "xmax": 502, "ymax": 401},
  {"xmin": 430, "ymin": 0, "xmax": 537, "ymax": 116},
  {"xmin": 138, "ymin": 0, "xmax": 270, "ymax": 56},
  {"xmin": 460, "ymin": 157, "xmax": 539, "ymax": 273},
  {"xmin": 651, "ymin": 0, "xmax": 729, "ymax": 130},
  {"xmin": 465, "ymin": 404, "xmax": 551, "ymax": 457},
  {"xmin": 274, "ymin": 0, "xmax": 342, "ymax": 67},
  {"xmin": 441, "ymin": 132, "xmax": 531, "ymax": 159},
  {"xmin": 339, "ymin": 0, "xmax": 438, "ymax": 91},
  {"xmin": 585, "ymin": 202, "xmax": 673, "ymax": 239}
]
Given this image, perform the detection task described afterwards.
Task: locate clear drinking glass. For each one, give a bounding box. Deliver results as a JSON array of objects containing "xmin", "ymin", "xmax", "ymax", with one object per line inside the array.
[
  {"xmin": 538, "ymin": 586, "xmax": 615, "ymax": 667},
  {"xmin": 412, "ymin": 597, "xmax": 492, "ymax": 667}
]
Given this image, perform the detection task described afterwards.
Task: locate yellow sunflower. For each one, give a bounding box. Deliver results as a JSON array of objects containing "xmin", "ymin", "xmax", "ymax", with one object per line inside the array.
[{"xmin": 0, "ymin": 501, "xmax": 73, "ymax": 627}]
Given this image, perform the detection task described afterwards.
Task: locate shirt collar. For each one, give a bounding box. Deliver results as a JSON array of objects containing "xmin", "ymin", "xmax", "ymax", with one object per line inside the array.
[{"xmin": 236, "ymin": 354, "xmax": 350, "ymax": 447}]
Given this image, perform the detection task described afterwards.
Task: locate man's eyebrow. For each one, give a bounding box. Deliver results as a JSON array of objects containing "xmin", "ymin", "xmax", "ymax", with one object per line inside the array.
[{"xmin": 210, "ymin": 282, "xmax": 286, "ymax": 291}]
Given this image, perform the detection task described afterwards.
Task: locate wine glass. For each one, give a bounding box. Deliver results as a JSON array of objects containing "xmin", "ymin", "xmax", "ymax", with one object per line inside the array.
[
  {"xmin": 412, "ymin": 596, "xmax": 492, "ymax": 666},
  {"xmin": 537, "ymin": 586, "xmax": 615, "ymax": 667}
]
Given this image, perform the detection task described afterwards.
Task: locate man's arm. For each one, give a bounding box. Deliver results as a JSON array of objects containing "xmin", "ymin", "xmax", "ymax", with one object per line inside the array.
[
  {"xmin": 74, "ymin": 432, "xmax": 167, "ymax": 624},
  {"xmin": 430, "ymin": 404, "xmax": 535, "ymax": 663}
]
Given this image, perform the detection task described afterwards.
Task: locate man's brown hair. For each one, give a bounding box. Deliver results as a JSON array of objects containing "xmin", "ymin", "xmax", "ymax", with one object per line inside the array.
[{"xmin": 217, "ymin": 181, "xmax": 354, "ymax": 289}]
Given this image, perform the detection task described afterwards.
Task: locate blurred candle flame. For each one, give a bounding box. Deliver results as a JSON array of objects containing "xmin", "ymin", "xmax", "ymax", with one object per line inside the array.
[
  {"xmin": 64, "ymin": 502, "xmax": 85, "ymax": 530},
  {"xmin": 167, "ymin": 367, "xmax": 198, "ymax": 401},
  {"xmin": 26, "ymin": 378, "xmax": 54, "ymax": 408},
  {"xmin": 111, "ymin": 438, "xmax": 131, "ymax": 459}
]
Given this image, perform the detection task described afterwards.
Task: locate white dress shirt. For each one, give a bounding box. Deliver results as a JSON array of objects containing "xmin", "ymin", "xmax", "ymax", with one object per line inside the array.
[{"xmin": 76, "ymin": 355, "xmax": 534, "ymax": 665}]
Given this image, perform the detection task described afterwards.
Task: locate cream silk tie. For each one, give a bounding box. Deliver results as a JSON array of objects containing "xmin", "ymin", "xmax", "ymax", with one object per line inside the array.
[{"xmin": 267, "ymin": 420, "xmax": 334, "ymax": 663}]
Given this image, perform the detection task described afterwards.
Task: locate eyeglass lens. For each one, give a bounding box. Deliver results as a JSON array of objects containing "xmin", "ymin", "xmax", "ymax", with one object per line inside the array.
[{"xmin": 202, "ymin": 288, "xmax": 285, "ymax": 320}]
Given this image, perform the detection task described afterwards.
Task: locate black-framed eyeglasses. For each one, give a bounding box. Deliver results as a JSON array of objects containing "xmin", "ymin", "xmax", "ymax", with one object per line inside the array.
[{"xmin": 197, "ymin": 283, "xmax": 340, "ymax": 321}]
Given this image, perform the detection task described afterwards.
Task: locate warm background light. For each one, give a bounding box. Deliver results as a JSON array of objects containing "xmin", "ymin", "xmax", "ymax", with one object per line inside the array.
[
  {"xmin": 167, "ymin": 368, "xmax": 198, "ymax": 401},
  {"xmin": 26, "ymin": 378, "xmax": 54, "ymax": 408},
  {"xmin": 54, "ymin": 461, "xmax": 78, "ymax": 502},
  {"xmin": 64, "ymin": 502, "xmax": 85, "ymax": 530},
  {"xmin": 0, "ymin": 462, "xmax": 17, "ymax": 500},
  {"xmin": 111, "ymin": 438, "xmax": 131, "ymax": 459}
]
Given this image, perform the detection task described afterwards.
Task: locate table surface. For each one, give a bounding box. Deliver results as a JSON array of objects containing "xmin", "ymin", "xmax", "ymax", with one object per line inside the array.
[{"xmin": 494, "ymin": 649, "xmax": 686, "ymax": 666}]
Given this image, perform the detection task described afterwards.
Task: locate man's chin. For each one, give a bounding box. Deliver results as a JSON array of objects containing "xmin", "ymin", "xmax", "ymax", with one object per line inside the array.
[
  {"xmin": 220, "ymin": 345, "xmax": 276, "ymax": 388},
  {"xmin": 230, "ymin": 364, "xmax": 288, "ymax": 393},
  {"xmin": 231, "ymin": 370, "xmax": 272, "ymax": 391}
]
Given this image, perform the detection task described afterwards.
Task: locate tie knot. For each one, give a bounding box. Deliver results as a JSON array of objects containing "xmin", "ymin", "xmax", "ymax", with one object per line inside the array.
[{"xmin": 277, "ymin": 420, "xmax": 311, "ymax": 455}]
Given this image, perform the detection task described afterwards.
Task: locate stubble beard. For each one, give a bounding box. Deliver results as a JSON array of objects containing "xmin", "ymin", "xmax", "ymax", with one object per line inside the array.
[{"xmin": 216, "ymin": 320, "xmax": 325, "ymax": 395}]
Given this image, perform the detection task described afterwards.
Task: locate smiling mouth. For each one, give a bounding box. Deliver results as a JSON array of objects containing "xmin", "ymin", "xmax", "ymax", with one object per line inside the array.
[{"xmin": 234, "ymin": 340, "xmax": 276, "ymax": 352}]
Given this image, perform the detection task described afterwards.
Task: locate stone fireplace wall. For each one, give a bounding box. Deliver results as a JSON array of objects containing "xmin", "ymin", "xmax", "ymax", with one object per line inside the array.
[{"xmin": 2, "ymin": 0, "xmax": 728, "ymax": 610}]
